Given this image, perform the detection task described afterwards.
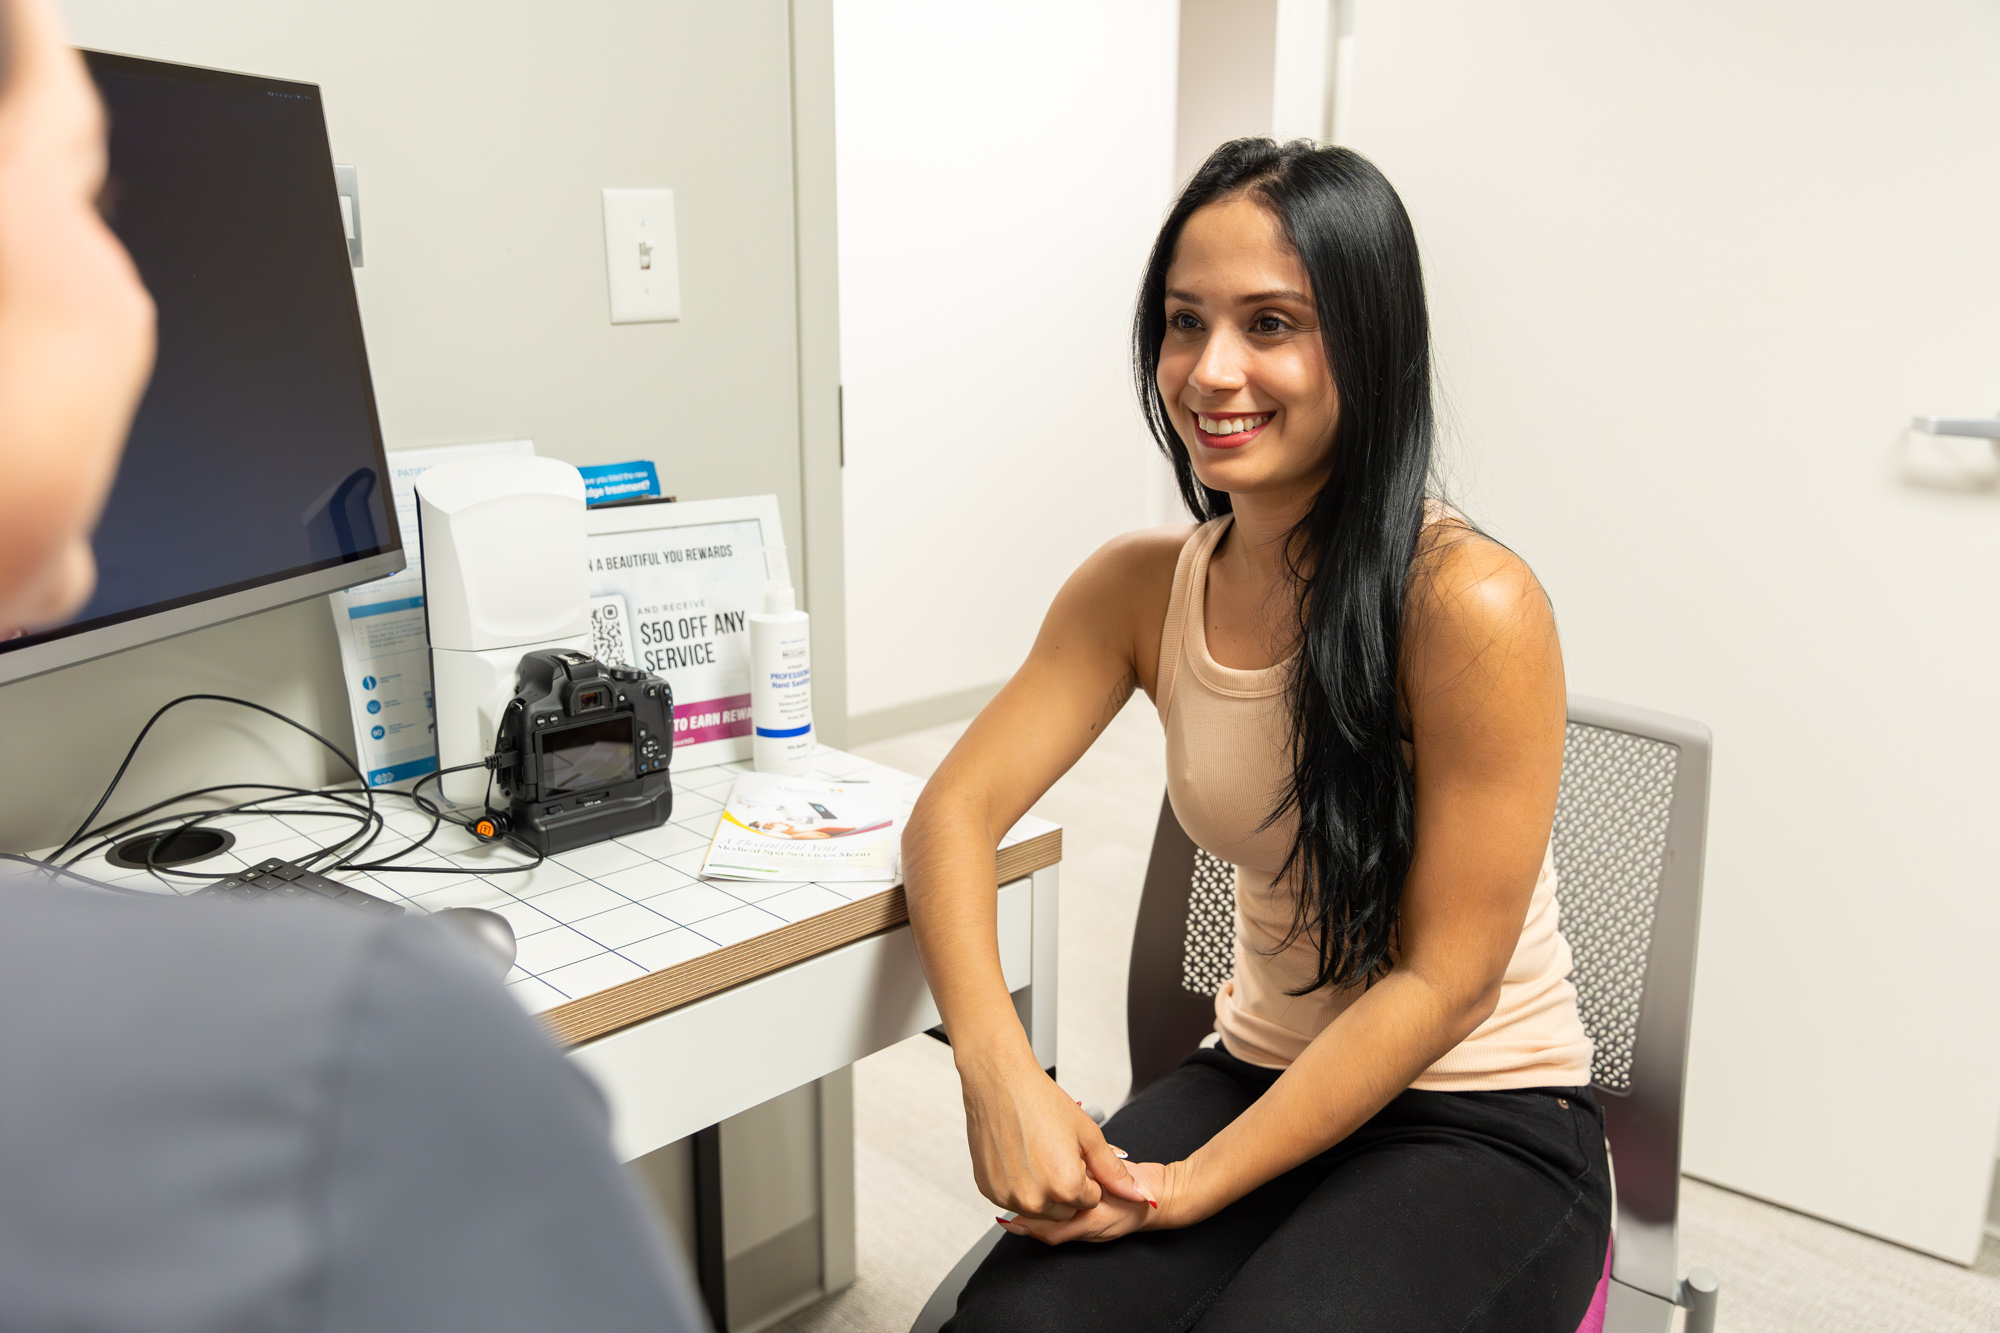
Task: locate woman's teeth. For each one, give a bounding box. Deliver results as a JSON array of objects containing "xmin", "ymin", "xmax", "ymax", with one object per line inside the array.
[{"xmin": 1196, "ymin": 413, "xmax": 1272, "ymax": 436}]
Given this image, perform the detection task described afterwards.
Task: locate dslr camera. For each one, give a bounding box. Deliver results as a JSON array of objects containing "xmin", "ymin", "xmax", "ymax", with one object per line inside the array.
[{"xmin": 490, "ymin": 649, "xmax": 674, "ymax": 855}]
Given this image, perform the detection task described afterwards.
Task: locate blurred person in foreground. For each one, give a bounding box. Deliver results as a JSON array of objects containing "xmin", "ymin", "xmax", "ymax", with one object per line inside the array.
[{"xmin": 0, "ymin": 2, "xmax": 708, "ymax": 1328}]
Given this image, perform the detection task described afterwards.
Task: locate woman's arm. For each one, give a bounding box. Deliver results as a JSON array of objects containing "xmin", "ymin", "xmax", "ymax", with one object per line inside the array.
[
  {"xmin": 1003, "ymin": 534, "xmax": 1567, "ymax": 1243},
  {"xmin": 904, "ymin": 528, "xmax": 1183, "ymax": 1222}
]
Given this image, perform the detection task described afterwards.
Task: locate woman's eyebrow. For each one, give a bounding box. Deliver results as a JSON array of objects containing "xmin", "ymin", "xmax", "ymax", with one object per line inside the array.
[{"xmin": 1165, "ymin": 287, "xmax": 1315, "ymax": 306}]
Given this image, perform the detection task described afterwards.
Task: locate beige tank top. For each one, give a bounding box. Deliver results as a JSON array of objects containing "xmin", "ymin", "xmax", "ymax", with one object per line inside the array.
[{"xmin": 1156, "ymin": 516, "xmax": 1593, "ymax": 1090}]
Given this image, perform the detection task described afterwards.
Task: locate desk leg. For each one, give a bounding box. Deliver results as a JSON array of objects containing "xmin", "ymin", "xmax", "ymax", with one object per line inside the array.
[
  {"xmin": 818, "ymin": 1066, "xmax": 856, "ymax": 1295},
  {"xmin": 684, "ymin": 1070, "xmax": 856, "ymax": 1332},
  {"xmin": 1024, "ymin": 863, "xmax": 1059, "ymax": 1076},
  {"xmin": 693, "ymin": 1125, "xmax": 728, "ymax": 1331}
]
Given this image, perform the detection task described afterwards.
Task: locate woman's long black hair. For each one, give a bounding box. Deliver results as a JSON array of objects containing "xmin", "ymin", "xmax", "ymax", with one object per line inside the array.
[{"xmin": 1134, "ymin": 138, "xmax": 1435, "ymax": 994}]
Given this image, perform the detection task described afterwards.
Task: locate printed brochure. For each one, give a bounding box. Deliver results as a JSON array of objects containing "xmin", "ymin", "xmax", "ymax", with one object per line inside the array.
[{"xmin": 700, "ymin": 772, "xmax": 898, "ymax": 883}]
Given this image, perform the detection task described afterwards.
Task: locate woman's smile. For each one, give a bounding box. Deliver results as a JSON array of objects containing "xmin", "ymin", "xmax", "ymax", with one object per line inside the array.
[{"xmin": 1193, "ymin": 410, "xmax": 1274, "ymax": 448}]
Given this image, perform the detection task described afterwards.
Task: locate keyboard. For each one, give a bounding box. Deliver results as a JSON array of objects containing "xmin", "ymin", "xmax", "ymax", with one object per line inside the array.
[{"xmin": 190, "ymin": 856, "xmax": 404, "ymax": 917}]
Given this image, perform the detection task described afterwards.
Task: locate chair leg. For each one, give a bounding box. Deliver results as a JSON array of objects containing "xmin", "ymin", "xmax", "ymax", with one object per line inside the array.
[
  {"xmin": 1603, "ymin": 1278, "xmax": 1675, "ymax": 1332},
  {"xmin": 907, "ymin": 1225, "xmax": 1006, "ymax": 1333},
  {"xmin": 1603, "ymin": 1271, "xmax": 1719, "ymax": 1333},
  {"xmin": 1677, "ymin": 1270, "xmax": 1719, "ymax": 1333}
]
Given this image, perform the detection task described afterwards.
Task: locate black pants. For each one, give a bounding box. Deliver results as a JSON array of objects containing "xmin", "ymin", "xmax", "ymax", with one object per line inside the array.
[{"xmin": 945, "ymin": 1047, "xmax": 1611, "ymax": 1332}]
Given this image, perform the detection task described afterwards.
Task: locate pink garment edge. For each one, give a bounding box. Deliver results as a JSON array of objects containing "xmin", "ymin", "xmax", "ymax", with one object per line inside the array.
[{"xmin": 1574, "ymin": 1235, "xmax": 1612, "ymax": 1333}]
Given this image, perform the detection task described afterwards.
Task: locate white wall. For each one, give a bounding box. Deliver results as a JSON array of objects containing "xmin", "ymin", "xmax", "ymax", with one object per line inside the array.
[
  {"xmin": 834, "ymin": 0, "xmax": 1180, "ymax": 726},
  {"xmin": 0, "ymin": 1, "xmax": 840, "ymax": 853},
  {"xmin": 1176, "ymin": 0, "xmax": 1278, "ymax": 180},
  {"xmin": 1339, "ymin": 0, "xmax": 2000, "ymax": 1262}
]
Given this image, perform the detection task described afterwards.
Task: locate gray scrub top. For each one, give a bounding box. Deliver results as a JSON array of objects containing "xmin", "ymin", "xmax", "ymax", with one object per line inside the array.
[{"xmin": 0, "ymin": 875, "xmax": 708, "ymax": 1333}]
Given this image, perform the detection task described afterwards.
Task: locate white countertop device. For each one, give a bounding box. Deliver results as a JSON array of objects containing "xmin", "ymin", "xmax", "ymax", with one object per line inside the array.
[{"xmin": 417, "ymin": 456, "xmax": 591, "ymax": 806}]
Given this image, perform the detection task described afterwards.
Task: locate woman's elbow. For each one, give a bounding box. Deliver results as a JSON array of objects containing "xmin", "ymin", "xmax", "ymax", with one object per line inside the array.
[
  {"xmin": 1457, "ymin": 979, "xmax": 1504, "ymax": 1038},
  {"xmin": 1410, "ymin": 965, "xmax": 1504, "ymax": 1046}
]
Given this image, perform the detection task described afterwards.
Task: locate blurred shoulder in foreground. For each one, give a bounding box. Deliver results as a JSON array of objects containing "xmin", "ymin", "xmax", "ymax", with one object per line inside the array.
[{"xmin": 0, "ymin": 875, "xmax": 710, "ymax": 1333}]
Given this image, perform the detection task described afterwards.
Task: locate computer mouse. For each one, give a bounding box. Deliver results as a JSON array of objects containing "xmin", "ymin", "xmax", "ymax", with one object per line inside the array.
[{"xmin": 434, "ymin": 906, "xmax": 517, "ymax": 977}]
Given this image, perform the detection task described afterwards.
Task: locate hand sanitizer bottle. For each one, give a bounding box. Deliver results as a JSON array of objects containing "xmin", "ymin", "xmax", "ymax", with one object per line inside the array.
[{"xmin": 749, "ymin": 547, "xmax": 812, "ymax": 775}]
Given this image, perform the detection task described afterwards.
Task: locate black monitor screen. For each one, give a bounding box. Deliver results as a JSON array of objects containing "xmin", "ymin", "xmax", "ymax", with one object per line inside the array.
[{"xmin": 1, "ymin": 52, "xmax": 397, "ymax": 662}]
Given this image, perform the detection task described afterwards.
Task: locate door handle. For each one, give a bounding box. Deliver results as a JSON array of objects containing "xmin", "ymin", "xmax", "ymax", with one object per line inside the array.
[{"xmin": 1912, "ymin": 414, "xmax": 2000, "ymax": 440}]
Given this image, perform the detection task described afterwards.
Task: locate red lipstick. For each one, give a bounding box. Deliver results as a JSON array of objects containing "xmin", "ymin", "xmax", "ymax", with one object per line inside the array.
[{"xmin": 1191, "ymin": 412, "xmax": 1273, "ymax": 449}]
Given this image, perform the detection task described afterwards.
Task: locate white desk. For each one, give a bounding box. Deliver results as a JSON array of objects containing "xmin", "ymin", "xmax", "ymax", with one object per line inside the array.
[{"xmin": 55, "ymin": 746, "xmax": 1063, "ymax": 1161}]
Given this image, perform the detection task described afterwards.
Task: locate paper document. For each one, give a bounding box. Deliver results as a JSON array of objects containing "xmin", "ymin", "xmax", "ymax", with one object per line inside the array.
[
  {"xmin": 700, "ymin": 773, "xmax": 899, "ymax": 883},
  {"xmin": 327, "ymin": 439, "xmax": 535, "ymax": 786}
]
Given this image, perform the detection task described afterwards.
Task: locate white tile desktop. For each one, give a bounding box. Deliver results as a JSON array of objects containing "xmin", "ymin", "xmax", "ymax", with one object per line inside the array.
[
  {"xmin": 757, "ymin": 884, "xmax": 852, "ymax": 924},
  {"xmin": 619, "ymin": 928, "xmax": 715, "ymax": 972},
  {"xmin": 45, "ymin": 747, "xmax": 1056, "ymax": 1022},
  {"xmin": 570, "ymin": 901, "xmax": 679, "ymax": 950},
  {"xmin": 610, "ymin": 821, "xmax": 708, "ymax": 860},
  {"xmin": 548, "ymin": 839, "xmax": 651, "ymax": 880},
  {"xmin": 593, "ymin": 861, "xmax": 702, "ymax": 903},
  {"xmin": 720, "ymin": 877, "xmax": 823, "ymax": 905},
  {"xmin": 638, "ymin": 880, "xmax": 743, "ymax": 927},
  {"xmin": 537, "ymin": 951, "xmax": 648, "ymax": 999},
  {"xmin": 529, "ymin": 880, "xmax": 632, "ymax": 924},
  {"xmin": 513, "ymin": 924, "xmax": 607, "ymax": 974},
  {"xmin": 686, "ymin": 904, "xmax": 788, "ymax": 947}
]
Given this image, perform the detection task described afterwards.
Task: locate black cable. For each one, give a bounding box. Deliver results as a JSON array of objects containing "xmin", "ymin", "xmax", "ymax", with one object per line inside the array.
[
  {"xmin": 57, "ymin": 782, "xmax": 317, "ymax": 853},
  {"xmin": 59, "ymin": 785, "xmax": 383, "ymax": 877},
  {"xmin": 47, "ymin": 694, "xmax": 547, "ymax": 889},
  {"xmin": 56, "ymin": 694, "xmax": 374, "ymax": 861},
  {"xmin": 354, "ymin": 762, "xmax": 547, "ymax": 875}
]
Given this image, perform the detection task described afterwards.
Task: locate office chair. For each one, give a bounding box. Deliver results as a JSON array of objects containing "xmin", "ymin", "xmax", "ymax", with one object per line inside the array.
[{"xmin": 911, "ymin": 696, "xmax": 1718, "ymax": 1333}]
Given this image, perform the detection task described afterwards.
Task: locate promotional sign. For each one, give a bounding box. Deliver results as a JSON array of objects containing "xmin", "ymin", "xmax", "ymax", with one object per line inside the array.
[
  {"xmin": 585, "ymin": 494, "xmax": 787, "ymax": 770},
  {"xmin": 327, "ymin": 439, "xmax": 536, "ymax": 786}
]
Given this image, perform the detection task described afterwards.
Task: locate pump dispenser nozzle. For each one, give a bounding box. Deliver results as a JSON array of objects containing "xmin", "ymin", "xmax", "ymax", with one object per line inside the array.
[{"xmin": 761, "ymin": 545, "xmax": 796, "ymax": 615}]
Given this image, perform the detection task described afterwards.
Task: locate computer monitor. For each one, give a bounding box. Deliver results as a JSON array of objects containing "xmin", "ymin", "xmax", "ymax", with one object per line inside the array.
[{"xmin": 0, "ymin": 51, "xmax": 403, "ymax": 686}]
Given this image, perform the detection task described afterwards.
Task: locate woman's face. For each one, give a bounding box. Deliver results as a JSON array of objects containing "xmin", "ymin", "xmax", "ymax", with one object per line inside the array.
[{"xmin": 1156, "ymin": 194, "xmax": 1337, "ymax": 508}]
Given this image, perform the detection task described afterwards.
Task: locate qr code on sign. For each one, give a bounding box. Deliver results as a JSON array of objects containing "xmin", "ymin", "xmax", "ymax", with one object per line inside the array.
[{"xmin": 591, "ymin": 594, "xmax": 633, "ymax": 667}]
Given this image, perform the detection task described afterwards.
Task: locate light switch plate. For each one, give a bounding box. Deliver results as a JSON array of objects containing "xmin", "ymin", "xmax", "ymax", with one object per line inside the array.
[
  {"xmin": 334, "ymin": 164, "xmax": 362, "ymax": 267},
  {"xmin": 601, "ymin": 188, "xmax": 680, "ymax": 324}
]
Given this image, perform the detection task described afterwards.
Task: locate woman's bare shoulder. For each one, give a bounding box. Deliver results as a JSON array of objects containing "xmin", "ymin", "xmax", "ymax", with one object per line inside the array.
[
  {"xmin": 1040, "ymin": 524, "xmax": 1198, "ymax": 696},
  {"xmin": 1085, "ymin": 523, "xmax": 1198, "ymax": 587},
  {"xmin": 1409, "ymin": 515, "xmax": 1555, "ymax": 658}
]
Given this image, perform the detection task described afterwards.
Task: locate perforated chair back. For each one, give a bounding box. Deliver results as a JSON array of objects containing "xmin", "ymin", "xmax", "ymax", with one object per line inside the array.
[
  {"xmin": 1552, "ymin": 696, "xmax": 1711, "ymax": 1307},
  {"xmin": 1124, "ymin": 800, "xmax": 1234, "ymax": 1101},
  {"xmin": 1122, "ymin": 696, "xmax": 1711, "ymax": 1310}
]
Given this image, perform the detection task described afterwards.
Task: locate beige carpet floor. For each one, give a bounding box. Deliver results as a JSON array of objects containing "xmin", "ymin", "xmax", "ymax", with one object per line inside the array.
[{"xmin": 776, "ymin": 700, "xmax": 2000, "ymax": 1333}]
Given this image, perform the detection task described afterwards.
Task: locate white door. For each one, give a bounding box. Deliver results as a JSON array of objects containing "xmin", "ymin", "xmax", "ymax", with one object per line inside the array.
[{"xmin": 1339, "ymin": 0, "xmax": 2000, "ymax": 1263}]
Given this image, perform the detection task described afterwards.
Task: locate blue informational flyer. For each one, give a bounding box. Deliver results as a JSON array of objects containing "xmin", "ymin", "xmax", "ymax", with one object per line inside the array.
[
  {"xmin": 579, "ymin": 460, "xmax": 662, "ymax": 506},
  {"xmin": 326, "ymin": 439, "xmax": 535, "ymax": 786}
]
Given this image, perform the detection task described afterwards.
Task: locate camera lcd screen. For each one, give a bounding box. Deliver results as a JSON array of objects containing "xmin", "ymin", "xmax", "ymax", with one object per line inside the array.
[{"xmin": 543, "ymin": 716, "xmax": 635, "ymax": 794}]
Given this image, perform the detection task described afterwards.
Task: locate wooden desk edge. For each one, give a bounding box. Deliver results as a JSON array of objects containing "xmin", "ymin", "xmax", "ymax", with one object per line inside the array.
[{"xmin": 544, "ymin": 826, "xmax": 1062, "ymax": 1048}]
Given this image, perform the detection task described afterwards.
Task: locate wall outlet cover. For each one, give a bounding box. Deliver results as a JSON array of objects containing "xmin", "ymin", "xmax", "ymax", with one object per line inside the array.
[{"xmin": 602, "ymin": 187, "xmax": 681, "ymax": 325}]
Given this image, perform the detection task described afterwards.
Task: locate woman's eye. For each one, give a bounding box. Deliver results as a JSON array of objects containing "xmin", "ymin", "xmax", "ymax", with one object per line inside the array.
[
  {"xmin": 1169, "ymin": 311, "xmax": 1202, "ymax": 331},
  {"xmin": 1254, "ymin": 315, "xmax": 1289, "ymax": 334}
]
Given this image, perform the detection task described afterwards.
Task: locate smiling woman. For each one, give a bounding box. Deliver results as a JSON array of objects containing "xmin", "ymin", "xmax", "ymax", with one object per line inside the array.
[{"xmin": 903, "ymin": 138, "xmax": 1609, "ymax": 1333}]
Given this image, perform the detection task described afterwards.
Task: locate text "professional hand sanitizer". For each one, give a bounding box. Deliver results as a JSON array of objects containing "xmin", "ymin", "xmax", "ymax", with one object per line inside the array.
[{"xmin": 749, "ymin": 548, "xmax": 812, "ymax": 775}]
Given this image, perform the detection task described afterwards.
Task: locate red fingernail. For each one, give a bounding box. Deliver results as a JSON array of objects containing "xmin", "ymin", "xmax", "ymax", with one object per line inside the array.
[
  {"xmin": 995, "ymin": 1215, "xmax": 1010, "ymax": 1225},
  {"xmin": 1149, "ymin": 1200, "xmax": 1158, "ymax": 1209}
]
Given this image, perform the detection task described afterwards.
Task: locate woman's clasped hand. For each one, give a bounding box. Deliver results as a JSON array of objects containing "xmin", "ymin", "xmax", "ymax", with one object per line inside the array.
[{"xmin": 958, "ymin": 1051, "xmax": 1179, "ymax": 1245}]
